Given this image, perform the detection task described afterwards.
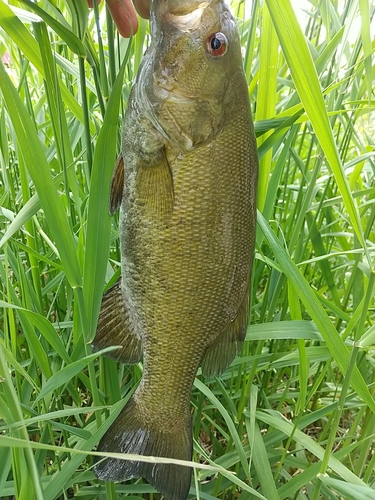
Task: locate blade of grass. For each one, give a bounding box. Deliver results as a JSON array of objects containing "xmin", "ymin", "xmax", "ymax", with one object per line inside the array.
[
  {"xmin": 255, "ymin": 3, "xmax": 278, "ymax": 211},
  {"xmin": 256, "ymin": 409, "xmax": 368, "ymax": 486},
  {"xmin": 0, "ymin": 1, "xmax": 95, "ymax": 134},
  {"xmin": 0, "ymin": 343, "xmax": 44, "ymax": 499},
  {"xmin": 34, "ymin": 347, "xmax": 118, "ymax": 404},
  {"xmin": 257, "ymin": 211, "xmax": 375, "ymax": 413},
  {"xmin": 358, "ymin": 0, "xmax": 373, "ymax": 106},
  {"xmin": 83, "ymin": 49, "xmax": 128, "ymax": 340},
  {"xmin": 251, "ymin": 422, "xmax": 280, "ymax": 499},
  {"xmin": 0, "ymin": 59, "xmax": 82, "ymax": 288},
  {"xmin": 265, "ymin": 0, "xmax": 367, "ymax": 254},
  {"xmin": 19, "ymin": 0, "xmax": 85, "ymax": 56},
  {"xmin": 320, "ymin": 476, "xmax": 375, "ymax": 500}
]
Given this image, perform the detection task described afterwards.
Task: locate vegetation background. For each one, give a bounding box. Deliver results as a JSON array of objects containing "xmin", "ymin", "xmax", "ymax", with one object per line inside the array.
[{"xmin": 0, "ymin": 0, "xmax": 374, "ymax": 498}]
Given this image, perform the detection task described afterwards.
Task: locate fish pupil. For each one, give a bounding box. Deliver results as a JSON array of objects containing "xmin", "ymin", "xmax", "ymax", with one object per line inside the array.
[{"xmin": 211, "ymin": 37, "xmax": 221, "ymax": 51}]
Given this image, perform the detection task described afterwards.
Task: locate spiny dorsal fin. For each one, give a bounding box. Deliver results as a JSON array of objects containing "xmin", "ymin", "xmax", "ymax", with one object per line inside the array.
[
  {"xmin": 109, "ymin": 154, "xmax": 124, "ymax": 215},
  {"xmin": 91, "ymin": 278, "xmax": 142, "ymax": 364}
]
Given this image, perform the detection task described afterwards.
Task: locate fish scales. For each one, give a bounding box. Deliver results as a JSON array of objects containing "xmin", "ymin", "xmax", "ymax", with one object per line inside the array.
[{"xmin": 92, "ymin": 0, "xmax": 258, "ymax": 498}]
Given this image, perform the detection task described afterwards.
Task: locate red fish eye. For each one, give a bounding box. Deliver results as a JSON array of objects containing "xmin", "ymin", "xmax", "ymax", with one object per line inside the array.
[{"xmin": 207, "ymin": 32, "xmax": 228, "ymax": 57}]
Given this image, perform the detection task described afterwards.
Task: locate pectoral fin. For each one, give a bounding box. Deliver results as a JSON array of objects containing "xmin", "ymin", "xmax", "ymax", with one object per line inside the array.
[
  {"xmin": 109, "ymin": 154, "xmax": 124, "ymax": 215},
  {"xmin": 136, "ymin": 148, "xmax": 174, "ymax": 220},
  {"xmin": 91, "ymin": 278, "xmax": 142, "ymax": 364}
]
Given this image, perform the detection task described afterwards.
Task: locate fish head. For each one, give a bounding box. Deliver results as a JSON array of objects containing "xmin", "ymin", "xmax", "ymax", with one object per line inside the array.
[{"xmin": 137, "ymin": 0, "xmax": 245, "ymax": 150}]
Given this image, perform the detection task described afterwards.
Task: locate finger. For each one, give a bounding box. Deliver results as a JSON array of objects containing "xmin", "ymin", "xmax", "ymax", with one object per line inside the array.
[
  {"xmin": 133, "ymin": 0, "xmax": 150, "ymax": 19},
  {"xmin": 106, "ymin": 0, "xmax": 139, "ymax": 37}
]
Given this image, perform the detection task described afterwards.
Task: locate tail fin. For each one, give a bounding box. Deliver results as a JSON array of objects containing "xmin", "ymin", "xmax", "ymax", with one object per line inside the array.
[{"xmin": 93, "ymin": 396, "xmax": 192, "ymax": 500}]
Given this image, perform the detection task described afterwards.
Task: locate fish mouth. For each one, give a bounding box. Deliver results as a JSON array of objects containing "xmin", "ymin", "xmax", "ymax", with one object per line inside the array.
[
  {"xmin": 163, "ymin": 3, "xmax": 211, "ymax": 32},
  {"xmin": 152, "ymin": 0, "xmax": 212, "ymax": 16},
  {"xmin": 166, "ymin": 8, "xmax": 205, "ymax": 32},
  {"xmin": 152, "ymin": 0, "xmax": 221, "ymax": 33}
]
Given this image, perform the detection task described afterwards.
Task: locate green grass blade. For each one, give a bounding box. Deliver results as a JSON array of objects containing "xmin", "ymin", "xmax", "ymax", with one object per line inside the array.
[
  {"xmin": 194, "ymin": 378, "xmax": 251, "ymax": 483},
  {"xmin": 252, "ymin": 423, "xmax": 280, "ymax": 499},
  {"xmin": 358, "ymin": 0, "xmax": 373, "ymax": 106},
  {"xmin": 255, "ymin": 4, "xmax": 278, "ymax": 211},
  {"xmin": 0, "ymin": 60, "xmax": 81, "ymax": 287},
  {"xmin": 34, "ymin": 347, "xmax": 116, "ymax": 404},
  {"xmin": 247, "ymin": 320, "xmax": 323, "ymax": 341},
  {"xmin": 83, "ymin": 55, "xmax": 127, "ymax": 339},
  {"xmin": 265, "ymin": 0, "xmax": 366, "ymax": 249},
  {"xmin": 18, "ymin": 0, "xmax": 85, "ymax": 56},
  {"xmin": 257, "ymin": 409, "xmax": 367, "ymax": 486},
  {"xmin": 0, "ymin": 0, "xmax": 95, "ymax": 134},
  {"xmin": 320, "ymin": 476, "xmax": 375, "ymax": 500},
  {"xmin": 257, "ymin": 211, "xmax": 375, "ymax": 413},
  {"xmin": 0, "ymin": 407, "xmax": 105, "ymax": 432},
  {"xmin": 0, "ymin": 300, "xmax": 70, "ymax": 364},
  {"xmin": 0, "ymin": 343, "xmax": 44, "ymax": 499}
]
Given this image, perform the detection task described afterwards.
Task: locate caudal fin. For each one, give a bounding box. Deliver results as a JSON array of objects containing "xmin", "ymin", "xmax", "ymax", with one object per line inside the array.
[{"xmin": 93, "ymin": 396, "xmax": 192, "ymax": 500}]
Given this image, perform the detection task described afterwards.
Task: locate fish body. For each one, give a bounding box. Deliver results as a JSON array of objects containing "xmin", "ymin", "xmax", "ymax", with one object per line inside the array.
[{"xmin": 92, "ymin": 0, "xmax": 258, "ymax": 498}]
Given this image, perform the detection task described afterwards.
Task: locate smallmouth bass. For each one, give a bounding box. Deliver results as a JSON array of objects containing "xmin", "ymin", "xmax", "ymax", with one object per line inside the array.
[{"xmin": 92, "ymin": 0, "xmax": 258, "ymax": 498}]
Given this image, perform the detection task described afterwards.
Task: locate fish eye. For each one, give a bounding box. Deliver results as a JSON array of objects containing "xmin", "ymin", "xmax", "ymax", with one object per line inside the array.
[{"xmin": 206, "ymin": 32, "xmax": 228, "ymax": 57}]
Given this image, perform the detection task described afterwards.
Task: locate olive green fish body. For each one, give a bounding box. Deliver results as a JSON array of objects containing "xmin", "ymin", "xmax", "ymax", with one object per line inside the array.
[{"xmin": 93, "ymin": 1, "xmax": 258, "ymax": 498}]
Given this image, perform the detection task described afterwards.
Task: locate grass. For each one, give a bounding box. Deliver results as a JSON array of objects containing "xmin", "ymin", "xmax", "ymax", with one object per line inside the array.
[{"xmin": 0, "ymin": 0, "xmax": 375, "ymax": 498}]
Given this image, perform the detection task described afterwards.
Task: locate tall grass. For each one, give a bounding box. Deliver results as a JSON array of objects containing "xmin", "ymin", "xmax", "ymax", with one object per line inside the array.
[{"xmin": 0, "ymin": 0, "xmax": 375, "ymax": 499}]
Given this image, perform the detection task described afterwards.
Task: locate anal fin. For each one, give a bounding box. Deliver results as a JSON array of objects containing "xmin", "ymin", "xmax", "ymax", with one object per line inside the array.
[
  {"xmin": 91, "ymin": 278, "xmax": 142, "ymax": 364},
  {"xmin": 201, "ymin": 287, "xmax": 250, "ymax": 377}
]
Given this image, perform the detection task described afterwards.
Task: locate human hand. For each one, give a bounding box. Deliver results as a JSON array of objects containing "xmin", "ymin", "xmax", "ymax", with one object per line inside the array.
[{"xmin": 87, "ymin": 0, "xmax": 150, "ymax": 37}]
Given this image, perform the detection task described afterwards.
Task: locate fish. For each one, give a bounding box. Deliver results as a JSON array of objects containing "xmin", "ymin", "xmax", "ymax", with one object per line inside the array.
[{"xmin": 92, "ymin": 0, "xmax": 258, "ymax": 498}]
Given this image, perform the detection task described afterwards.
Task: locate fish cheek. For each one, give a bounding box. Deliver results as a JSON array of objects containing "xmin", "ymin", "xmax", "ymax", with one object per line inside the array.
[{"xmin": 154, "ymin": 33, "xmax": 206, "ymax": 94}]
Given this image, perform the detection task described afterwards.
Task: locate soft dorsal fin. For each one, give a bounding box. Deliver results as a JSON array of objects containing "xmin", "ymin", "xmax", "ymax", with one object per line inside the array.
[
  {"xmin": 109, "ymin": 154, "xmax": 124, "ymax": 215},
  {"xmin": 201, "ymin": 285, "xmax": 249, "ymax": 377}
]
